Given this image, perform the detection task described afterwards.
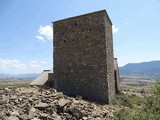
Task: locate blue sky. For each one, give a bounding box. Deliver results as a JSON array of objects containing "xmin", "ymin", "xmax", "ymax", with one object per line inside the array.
[{"xmin": 0, "ymin": 0, "xmax": 160, "ymax": 74}]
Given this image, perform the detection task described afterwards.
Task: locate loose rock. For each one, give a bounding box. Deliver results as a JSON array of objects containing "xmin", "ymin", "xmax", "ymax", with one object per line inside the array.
[
  {"xmin": 34, "ymin": 103, "xmax": 49, "ymax": 109},
  {"xmin": 69, "ymin": 106, "xmax": 83, "ymax": 119},
  {"xmin": 0, "ymin": 87, "xmax": 117, "ymax": 120}
]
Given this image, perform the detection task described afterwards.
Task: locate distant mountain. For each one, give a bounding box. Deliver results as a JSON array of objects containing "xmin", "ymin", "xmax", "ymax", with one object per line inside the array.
[
  {"xmin": 0, "ymin": 73, "xmax": 9, "ymax": 78},
  {"xmin": 0, "ymin": 73, "xmax": 39, "ymax": 79},
  {"xmin": 119, "ymin": 60, "xmax": 160, "ymax": 80}
]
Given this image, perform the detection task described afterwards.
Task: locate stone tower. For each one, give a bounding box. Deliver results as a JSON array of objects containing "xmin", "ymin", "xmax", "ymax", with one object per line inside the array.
[{"xmin": 53, "ymin": 10, "xmax": 115, "ymax": 103}]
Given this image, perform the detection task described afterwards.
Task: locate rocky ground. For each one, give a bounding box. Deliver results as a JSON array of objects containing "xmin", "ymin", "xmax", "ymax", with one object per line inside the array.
[{"xmin": 0, "ymin": 86, "xmax": 117, "ymax": 120}]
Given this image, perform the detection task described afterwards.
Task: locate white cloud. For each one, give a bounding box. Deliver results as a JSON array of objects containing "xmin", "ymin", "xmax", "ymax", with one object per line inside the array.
[
  {"xmin": 30, "ymin": 61, "xmax": 38, "ymax": 64},
  {"xmin": 36, "ymin": 35, "xmax": 44, "ymax": 40},
  {"xmin": 0, "ymin": 59, "xmax": 27, "ymax": 69},
  {"xmin": 112, "ymin": 25, "xmax": 119, "ymax": 33},
  {"xmin": 36, "ymin": 35, "xmax": 47, "ymax": 42},
  {"xmin": 29, "ymin": 60, "xmax": 48, "ymax": 70},
  {"xmin": 0, "ymin": 59, "xmax": 27, "ymax": 73},
  {"xmin": 36, "ymin": 25, "xmax": 53, "ymax": 41},
  {"xmin": 30, "ymin": 60, "xmax": 41, "ymax": 69},
  {"xmin": 15, "ymin": 64, "xmax": 27, "ymax": 69},
  {"xmin": 30, "ymin": 64, "xmax": 41, "ymax": 69},
  {"xmin": 41, "ymin": 61, "xmax": 47, "ymax": 64},
  {"xmin": 0, "ymin": 59, "xmax": 49, "ymax": 74}
]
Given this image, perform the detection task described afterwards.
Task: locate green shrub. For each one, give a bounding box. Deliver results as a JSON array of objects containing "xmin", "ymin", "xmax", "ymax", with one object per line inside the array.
[
  {"xmin": 113, "ymin": 108, "xmax": 133, "ymax": 120},
  {"xmin": 113, "ymin": 82, "xmax": 160, "ymax": 120},
  {"xmin": 112, "ymin": 92, "xmax": 143, "ymax": 108}
]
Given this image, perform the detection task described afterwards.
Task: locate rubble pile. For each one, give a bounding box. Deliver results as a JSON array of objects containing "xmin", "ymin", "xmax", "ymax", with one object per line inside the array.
[{"xmin": 0, "ymin": 87, "xmax": 117, "ymax": 120}]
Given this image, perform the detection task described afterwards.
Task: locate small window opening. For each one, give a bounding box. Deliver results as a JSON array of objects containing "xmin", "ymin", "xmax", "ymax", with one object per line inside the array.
[
  {"xmin": 75, "ymin": 22, "xmax": 77, "ymax": 27},
  {"xmin": 85, "ymin": 36, "xmax": 88, "ymax": 39},
  {"xmin": 73, "ymin": 39, "xmax": 75, "ymax": 41},
  {"xmin": 82, "ymin": 29, "xmax": 84, "ymax": 32},
  {"xmin": 89, "ymin": 28, "xmax": 92, "ymax": 31},
  {"xmin": 64, "ymin": 40, "xmax": 66, "ymax": 43},
  {"xmin": 66, "ymin": 73, "xmax": 68, "ymax": 78}
]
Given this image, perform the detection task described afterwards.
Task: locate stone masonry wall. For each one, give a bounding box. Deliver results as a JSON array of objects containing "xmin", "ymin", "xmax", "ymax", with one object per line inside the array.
[
  {"xmin": 53, "ymin": 10, "xmax": 115, "ymax": 103},
  {"xmin": 114, "ymin": 58, "xmax": 120, "ymax": 94},
  {"xmin": 104, "ymin": 14, "xmax": 115, "ymax": 102}
]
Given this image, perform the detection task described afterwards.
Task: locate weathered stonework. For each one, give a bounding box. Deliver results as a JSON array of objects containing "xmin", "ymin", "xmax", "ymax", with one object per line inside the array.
[
  {"xmin": 53, "ymin": 10, "xmax": 116, "ymax": 103},
  {"xmin": 114, "ymin": 58, "xmax": 120, "ymax": 94}
]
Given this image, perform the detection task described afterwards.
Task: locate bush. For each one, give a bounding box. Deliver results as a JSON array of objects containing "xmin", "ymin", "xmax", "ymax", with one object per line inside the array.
[
  {"xmin": 114, "ymin": 108, "xmax": 133, "ymax": 120},
  {"xmin": 113, "ymin": 82, "xmax": 160, "ymax": 120},
  {"xmin": 112, "ymin": 91, "xmax": 143, "ymax": 108},
  {"xmin": 112, "ymin": 94, "xmax": 133, "ymax": 108}
]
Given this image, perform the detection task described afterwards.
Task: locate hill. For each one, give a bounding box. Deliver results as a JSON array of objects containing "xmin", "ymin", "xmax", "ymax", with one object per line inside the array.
[
  {"xmin": 0, "ymin": 73, "xmax": 38, "ymax": 79},
  {"xmin": 119, "ymin": 60, "xmax": 160, "ymax": 80}
]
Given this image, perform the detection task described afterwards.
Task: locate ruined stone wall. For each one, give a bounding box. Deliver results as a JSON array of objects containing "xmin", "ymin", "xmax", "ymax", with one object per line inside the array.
[
  {"xmin": 53, "ymin": 10, "xmax": 115, "ymax": 103},
  {"xmin": 45, "ymin": 73, "xmax": 55, "ymax": 87},
  {"xmin": 114, "ymin": 58, "xmax": 120, "ymax": 94}
]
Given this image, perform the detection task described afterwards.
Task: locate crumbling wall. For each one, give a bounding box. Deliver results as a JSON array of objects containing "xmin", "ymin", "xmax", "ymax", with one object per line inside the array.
[
  {"xmin": 45, "ymin": 73, "xmax": 55, "ymax": 87},
  {"xmin": 114, "ymin": 58, "xmax": 120, "ymax": 94}
]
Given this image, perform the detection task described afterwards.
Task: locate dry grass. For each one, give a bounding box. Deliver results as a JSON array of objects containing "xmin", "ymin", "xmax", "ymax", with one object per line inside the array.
[
  {"xmin": 120, "ymin": 83, "xmax": 154, "ymax": 93},
  {"xmin": 0, "ymin": 79, "xmax": 32, "ymax": 88}
]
